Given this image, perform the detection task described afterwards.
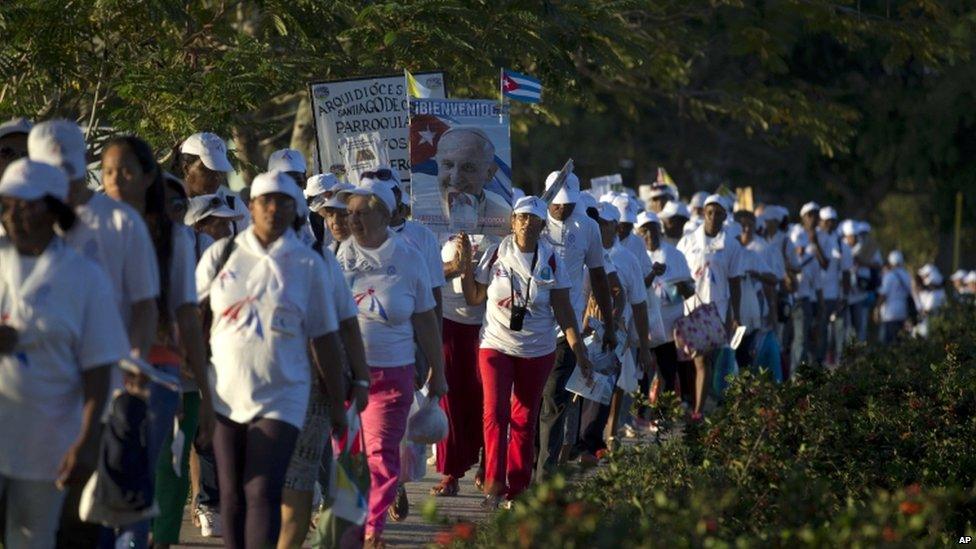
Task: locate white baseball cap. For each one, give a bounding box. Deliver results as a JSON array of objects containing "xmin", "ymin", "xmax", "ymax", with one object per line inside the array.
[
  {"xmin": 857, "ymin": 221, "xmax": 871, "ymax": 234},
  {"xmin": 310, "ymin": 182, "xmax": 354, "ymax": 211},
  {"xmin": 689, "ymin": 191, "xmax": 709, "ymax": 208},
  {"xmin": 338, "ymin": 177, "xmax": 397, "ymax": 215},
  {"xmin": 180, "ymin": 132, "xmax": 233, "ymax": 172},
  {"xmin": 800, "ymin": 201, "xmax": 821, "ymax": 217},
  {"xmin": 184, "ymin": 194, "xmax": 242, "ymax": 226},
  {"xmin": 250, "ymin": 170, "xmax": 304, "ymax": 209},
  {"xmin": 268, "ymin": 148, "xmax": 306, "ymax": 173},
  {"xmin": 659, "ymin": 200, "xmax": 690, "ymax": 220},
  {"xmin": 512, "ymin": 195, "xmax": 547, "ymax": 219},
  {"xmin": 703, "ymin": 194, "xmax": 727, "ymax": 211},
  {"xmin": 596, "ymin": 202, "xmax": 620, "ymax": 223},
  {"xmin": 0, "ymin": 158, "xmax": 69, "ymax": 202},
  {"xmin": 0, "ymin": 117, "xmax": 33, "ymax": 140},
  {"xmin": 577, "ymin": 191, "xmax": 599, "ymax": 213},
  {"xmin": 28, "ymin": 119, "xmax": 87, "ymax": 181},
  {"xmin": 609, "ymin": 195, "xmax": 636, "ymax": 223},
  {"xmin": 951, "ymin": 269, "xmax": 967, "ymax": 282},
  {"xmin": 819, "ymin": 206, "xmax": 838, "ymax": 221},
  {"xmin": 305, "ymin": 173, "xmax": 340, "ymax": 198},
  {"xmin": 545, "ymin": 171, "xmax": 580, "ymax": 205},
  {"xmin": 636, "ymin": 211, "xmax": 660, "ymax": 228},
  {"xmin": 887, "ymin": 250, "xmax": 904, "ymax": 266},
  {"xmin": 839, "ymin": 219, "xmax": 857, "ymax": 236},
  {"xmin": 964, "ymin": 271, "xmax": 976, "ymax": 284}
]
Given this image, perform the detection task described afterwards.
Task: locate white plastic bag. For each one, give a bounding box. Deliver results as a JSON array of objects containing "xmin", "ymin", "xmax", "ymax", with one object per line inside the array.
[
  {"xmin": 407, "ymin": 392, "xmax": 448, "ymax": 445},
  {"xmin": 399, "ymin": 391, "xmax": 428, "ymax": 482}
]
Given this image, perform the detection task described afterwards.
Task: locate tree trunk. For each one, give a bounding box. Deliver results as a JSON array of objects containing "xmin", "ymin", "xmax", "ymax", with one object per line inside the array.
[{"xmin": 289, "ymin": 93, "xmax": 317, "ymax": 174}]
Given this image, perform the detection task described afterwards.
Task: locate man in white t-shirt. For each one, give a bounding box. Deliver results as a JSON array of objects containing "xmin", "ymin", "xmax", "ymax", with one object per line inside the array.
[
  {"xmin": 602, "ymin": 193, "xmax": 654, "ymax": 286},
  {"xmin": 877, "ymin": 250, "xmax": 913, "ymax": 343},
  {"xmin": 788, "ymin": 202, "xmax": 829, "ymax": 369},
  {"xmin": 817, "ymin": 206, "xmax": 852, "ymax": 365},
  {"xmin": 575, "ymin": 203, "xmax": 651, "ymax": 459},
  {"xmin": 536, "ymin": 171, "xmax": 614, "ymax": 478},
  {"xmin": 179, "ymin": 132, "xmax": 251, "ymax": 233}
]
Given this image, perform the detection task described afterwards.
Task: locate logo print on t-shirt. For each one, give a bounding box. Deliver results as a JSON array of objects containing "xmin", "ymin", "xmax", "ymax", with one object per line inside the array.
[
  {"xmin": 354, "ymin": 288, "xmax": 388, "ymax": 321},
  {"xmin": 387, "ymin": 266, "xmax": 397, "ymax": 276},
  {"xmin": 221, "ymin": 297, "xmax": 262, "ymax": 337}
]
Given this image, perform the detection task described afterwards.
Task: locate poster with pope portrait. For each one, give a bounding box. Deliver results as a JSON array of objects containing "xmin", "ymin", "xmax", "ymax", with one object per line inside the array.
[{"xmin": 408, "ymin": 99, "xmax": 513, "ymax": 236}]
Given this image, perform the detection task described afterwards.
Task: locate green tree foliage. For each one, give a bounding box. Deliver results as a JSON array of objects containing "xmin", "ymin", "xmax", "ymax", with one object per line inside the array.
[{"xmin": 1, "ymin": 1, "xmax": 973, "ymax": 265}]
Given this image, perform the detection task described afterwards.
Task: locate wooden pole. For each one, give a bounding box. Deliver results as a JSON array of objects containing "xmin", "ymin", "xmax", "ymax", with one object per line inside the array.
[{"xmin": 953, "ymin": 191, "xmax": 963, "ymax": 272}]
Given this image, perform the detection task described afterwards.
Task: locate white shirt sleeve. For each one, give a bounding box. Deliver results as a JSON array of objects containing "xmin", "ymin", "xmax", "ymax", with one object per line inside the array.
[
  {"xmin": 168, "ymin": 226, "xmax": 198, "ymax": 314},
  {"xmin": 665, "ymin": 247, "xmax": 693, "ymax": 283},
  {"xmin": 879, "ymin": 271, "xmax": 893, "ymax": 297},
  {"xmin": 583, "ymin": 219, "xmax": 605, "ymax": 270},
  {"xmin": 323, "ymin": 251, "xmax": 357, "ymax": 321},
  {"xmin": 305, "ymin": 255, "xmax": 340, "ymax": 338},
  {"xmin": 624, "ymin": 262, "xmax": 646, "ymax": 305},
  {"xmin": 475, "ymin": 244, "xmax": 500, "ymax": 286},
  {"xmin": 123, "ymin": 213, "xmax": 161, "ymax": 303},
  {"xmin": 77, "ymin": 267, "xmax": 129, "ymax": 370},
  {"xmin": 423, "ymin": 229, "xmax": 447, "ymax": 289},
  {"xmin": 726, "ymin": 238, "xmax": 746, "ymax": 279},
  {"xmin": 413, "ymin": 258, "xmax": 436, "ymax": 314}
]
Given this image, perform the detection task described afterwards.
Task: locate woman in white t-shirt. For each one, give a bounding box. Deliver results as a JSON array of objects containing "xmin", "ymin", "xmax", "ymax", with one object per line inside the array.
[
  {"xmin": 458, "ymin": 196, "xmax": 594, "ymax": 509},
  {"xmin": 101, "ymin": 136, "xmax": 216, "ymax": 548},
  {"xmin": 0, "ymin": 159, "xmax": 127, "ymax": 548},
  {"xmin": 197, "ymin": 171, "xmax": 346, "ymax": 548},
  {"xmin": 335, "ymin": 179, "xmax": 447, "ymax": 547}
]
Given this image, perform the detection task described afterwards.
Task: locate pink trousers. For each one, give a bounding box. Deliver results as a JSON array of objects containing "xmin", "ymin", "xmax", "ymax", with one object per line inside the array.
[
  {"xmin": 479, "ymin": 348, "xmax": 555, "ymax": 499},
  {"xmin": 360, "ymin": 365, "xmax": 414, "ymax": 537}
]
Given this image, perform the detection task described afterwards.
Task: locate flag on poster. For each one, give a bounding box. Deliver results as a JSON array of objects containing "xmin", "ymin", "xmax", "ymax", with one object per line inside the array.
[
  {"xmin": 501, "ymin": 69, "xmax": 542, "ymax": 104},
  {"xmin": 405, "ymin": 69, "xmax": 432, "ymax": 99},
  {"xmin": 409, "ymin": 99, "xmax": 513, "ymax": 235}
]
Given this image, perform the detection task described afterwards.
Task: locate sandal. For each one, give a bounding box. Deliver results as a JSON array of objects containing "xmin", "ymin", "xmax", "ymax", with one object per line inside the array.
[
  {"xmin": 480, "ymin": 493, "xmax": 502, "ymax": 511},
  {"xmin": 388, "ymin": 483, "xmax": 409, "ymax": 522},
  {"xmin": 364, "ymin": 535, "xmax": 386, "ymax": 549},
  {"xmin": 430, "ymin": 476, "xmax": 459, "ymax": 497},
  {"xmin": 474, "ymin": 468, "xmax": 485, "ymax": 491}
]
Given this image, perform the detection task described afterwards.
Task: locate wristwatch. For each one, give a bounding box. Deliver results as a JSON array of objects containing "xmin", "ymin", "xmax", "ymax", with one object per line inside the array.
[{"xmin": 352, "ymin": 378, "xmax": 370, "ymax": 388}]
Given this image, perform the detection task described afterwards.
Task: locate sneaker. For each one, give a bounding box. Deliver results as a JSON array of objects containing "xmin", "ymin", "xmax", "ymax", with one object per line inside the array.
[
  {"xmin": 196, "ymin": 506, "xmax": 222, "ymax": 538},
  {"xmin": 620, "ymin": 423, "xmax": 638, "ymax": 438}
]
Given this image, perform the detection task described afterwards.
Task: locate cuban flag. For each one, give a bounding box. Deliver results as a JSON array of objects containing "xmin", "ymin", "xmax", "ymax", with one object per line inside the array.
[{"xmin": 501, "ymin": 69, "xmax": 542, "ymax": 104}]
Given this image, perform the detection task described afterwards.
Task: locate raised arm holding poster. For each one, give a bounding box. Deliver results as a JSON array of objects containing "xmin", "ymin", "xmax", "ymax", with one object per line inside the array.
[
  {"xmin": 309, "ymin": 72, "xmax": 446, "ymax": 182},
  {"xmin": 409, "ymin": 98, "xmax": 513, "ymax": 235}
]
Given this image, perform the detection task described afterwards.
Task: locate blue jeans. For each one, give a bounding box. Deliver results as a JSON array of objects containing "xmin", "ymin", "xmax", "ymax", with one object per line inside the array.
[
  {"xmin": 882, "ymin": 320, "xmax": 904, "ymax": 344},
  {"xmin": 99, "ymin": 364, "xmax": 180, "ymax": 549},
  {"xmin": 790, "ymin": 298, "xmax": 814, "ymax": 372}
]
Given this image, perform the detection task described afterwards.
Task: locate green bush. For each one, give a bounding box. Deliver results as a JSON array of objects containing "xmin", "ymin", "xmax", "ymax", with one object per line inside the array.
[{"xmin": 445, "ymin": 306, "xmax": 976, "ymax": 547}]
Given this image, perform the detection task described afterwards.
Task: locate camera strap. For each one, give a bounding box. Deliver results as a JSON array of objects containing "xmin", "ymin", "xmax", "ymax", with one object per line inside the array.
[{"xmin": 510, "ymin": 246, "xmax": 539, "ymax": 309}]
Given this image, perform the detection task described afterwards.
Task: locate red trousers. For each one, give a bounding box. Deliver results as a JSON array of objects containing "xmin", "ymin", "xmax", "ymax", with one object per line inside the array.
[
  {"xmin": 436, "ymin": 319, "xmax": 484, "ymax": 479},
  {"xmin": 479, "ymin": 348, "xmax": 555, "ymax": 498}
]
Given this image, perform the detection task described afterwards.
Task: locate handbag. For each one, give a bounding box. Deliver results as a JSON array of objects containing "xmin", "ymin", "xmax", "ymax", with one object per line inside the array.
[{"xmin": 672, "ymin": 297, "xmax": 726, "ymax": 361}]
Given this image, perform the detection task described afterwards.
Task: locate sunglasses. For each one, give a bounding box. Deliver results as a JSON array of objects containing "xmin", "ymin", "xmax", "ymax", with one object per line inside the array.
[
  {"xmin": 0, "ymin": 146, "xmax": 27, "ymax": 161},
  {"xmin": 361, "ymin": 169, "xmax": 395, "ymax": 181}
]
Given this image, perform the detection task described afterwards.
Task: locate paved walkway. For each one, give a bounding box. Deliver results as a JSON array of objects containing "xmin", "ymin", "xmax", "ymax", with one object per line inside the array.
[{"xmin": 174, "ymin": 462, "xmax": 491, "ymax": 548}]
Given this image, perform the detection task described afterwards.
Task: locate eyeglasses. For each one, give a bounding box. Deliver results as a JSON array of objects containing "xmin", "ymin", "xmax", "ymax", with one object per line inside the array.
[
  {"xmin": 361, "ymin": 169, "xmax": 395, "ymax": 181},
  {"xmin": 0, "ymin": 146, "xmax": 27, "ymax": 161}
]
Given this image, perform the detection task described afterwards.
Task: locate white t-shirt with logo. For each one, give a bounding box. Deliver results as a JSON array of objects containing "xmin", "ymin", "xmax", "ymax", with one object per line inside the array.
[
  {"xmin": 544, "ymin": 207, "xmax": 605, "ymax": 333},
  {"xmin": 649, "ymin": 242, "xmax": 693, "ymax": 340},
  {"xmin": 64, "ymin": 192, "xmax": 161, "ymax": 326},
  {"xmin": 0, "ymin": 237, "xmax": 128, "ymax": 481},
  {"xmin": 391, "ymin": 220, "xmax": 447, "ymax": 289},
  {"xmin": 677, "ymin": 226, "xmax": 745, "ymax": 317},
  {"xmin": 440, "ymin": 234, "xmax": 501, "ymax": 325},
  {"xmin": 337, "ymin": 233, "xmax": 435, "ymax": 368},
  {"xmin": 197, "ymin": 229, "xmax": 339, "ymax": 429},
  {"xmin": 476, "ymin": 237, "xmax": 571, "ymax": 358},
  {"xmin": 819, "ymin": 233, "xmax": 853, "ymax": 301},
  {"xmin": 789, "ymin": 228, "xmax": 823, "ymax": 301}
]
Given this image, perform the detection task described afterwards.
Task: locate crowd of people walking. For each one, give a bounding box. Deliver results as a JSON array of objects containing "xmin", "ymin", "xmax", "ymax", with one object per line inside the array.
[{"xmin": 0, "ymin": 116, "xmax": 960, "ymax": 548}]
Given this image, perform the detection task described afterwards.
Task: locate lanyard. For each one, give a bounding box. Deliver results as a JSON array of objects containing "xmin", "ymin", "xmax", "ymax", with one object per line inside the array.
[{"xmin": 510, "ymin": 246, "xmax": 539, "ymax": 308}]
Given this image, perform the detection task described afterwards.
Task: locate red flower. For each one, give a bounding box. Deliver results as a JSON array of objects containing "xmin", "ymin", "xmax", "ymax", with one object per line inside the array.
[
  {"xmin": 882, "ymin": 526, "xmax": 898, "ymax": 542},
  {"xmin": 899, "ymin": 501, "xmax": 923, "ymax": 515},
  {"xmin": 452, "ymin": 522, "xmax": 476, "ymax": 541},
  {"xmin": 434, "ymin": 531, "xmax": 455, "ymax": 546}
]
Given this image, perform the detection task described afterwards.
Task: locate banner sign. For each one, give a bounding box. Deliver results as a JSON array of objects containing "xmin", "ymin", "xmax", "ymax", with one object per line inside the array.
[
  {"xmin": 408, "ymin": 98, "xmax": 513, "ymax": 235},
  {"xmin": 309, "ymin": 72, "xmax": 447, "ymax": 182}
]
